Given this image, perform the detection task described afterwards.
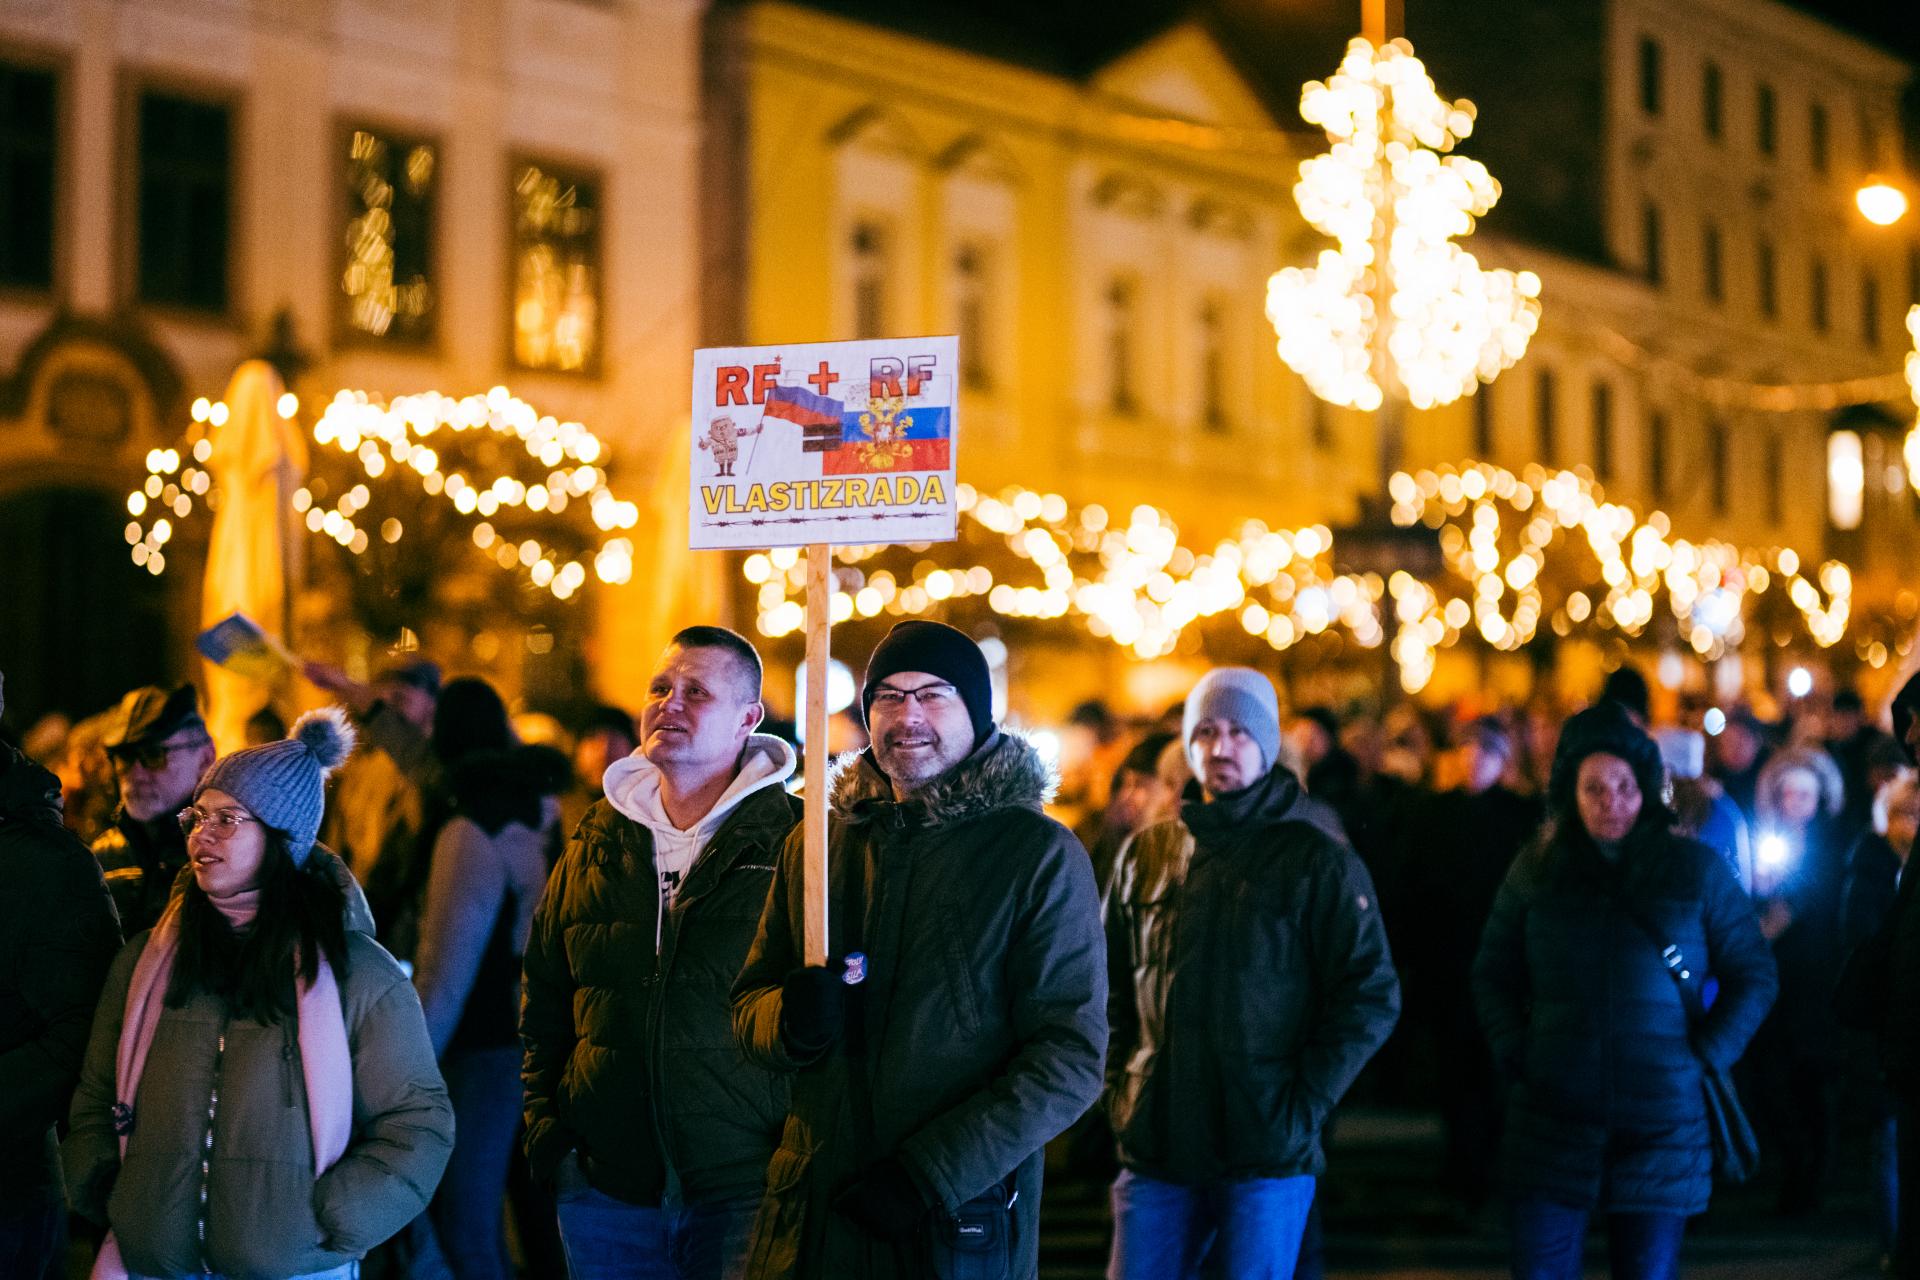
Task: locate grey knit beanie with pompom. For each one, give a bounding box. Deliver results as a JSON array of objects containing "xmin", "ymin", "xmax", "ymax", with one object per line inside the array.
[{"xmin": 195, "ymin": 707, "xmax": 356, "ymax": 866}]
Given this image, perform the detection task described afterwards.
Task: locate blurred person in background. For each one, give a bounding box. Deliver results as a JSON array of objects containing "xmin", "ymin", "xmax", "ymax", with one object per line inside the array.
[
  {"xmin": 92, "ymin": 686, "xmax": 217, "ymax": 937},
  {"xmin": 1655, "ymin": 727, "xmax": 1751, "ymax": 893},
  {"xmin": 412, "ymin": 678, "xmax": 569, "ymax": 1280},
  {"xmin": 0, "ymin": 671, "xmax": 121, "ymax": 1280},
  {"xmin": 1601, "ymin": 667, "xmax": 1652, "ymax": 729},
  {"xmin": 1748, "ymin": 744, "xmax": 1849, "ymax": 1216},
  {"xmin": 1710, "ymin": 708, "xmax": 1771, "ymax": 824},
  {"xmin": 1074, "ymin": 730, "xmax": 1178, "ymax": 897},
  {"xmin": 1838, "ymin": 768, "xmax": 1919, "ymax": 1268},
  {"xmin": 1400, "ymin": 716, "xmax": 1541, "ymax": 1222},
  {"xmin": 562, "ymin": 703, "xmax": 637, "ymax": 836},
  {"xmin": 1844, "ymin": 672, "xmax": 1920, "ymax": 1276},
  {"xmin": 55, "ymin": 709, "xmax": 120, "ymax": 845},
  {"xmin": 1829, "ymin": 689, "xmax": 1899, "ymax": 842},
  {"xmin": 1475, "ymin": 701, "xmax": 1775, "ymax": 1280},
  {"xmin": 311, "ymin": 657, "xmax": 443, "ymax": 883}
]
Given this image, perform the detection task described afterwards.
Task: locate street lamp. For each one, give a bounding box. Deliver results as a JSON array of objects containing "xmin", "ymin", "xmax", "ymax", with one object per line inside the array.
[{"xmin": 1857, "ymin": 178, "xmax": 1910, "ymax": 227}]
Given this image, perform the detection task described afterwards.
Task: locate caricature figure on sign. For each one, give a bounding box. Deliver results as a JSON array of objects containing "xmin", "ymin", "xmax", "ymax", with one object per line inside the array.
[{"xmin": 697, "ymin": 414, "xmax": 762, "ymax": 477}]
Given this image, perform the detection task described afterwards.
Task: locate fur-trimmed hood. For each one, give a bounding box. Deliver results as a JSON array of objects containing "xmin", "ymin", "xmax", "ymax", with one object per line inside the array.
[{"xmin": 829, "ymin": 730, "xmax": 1056, "ymax": 827}]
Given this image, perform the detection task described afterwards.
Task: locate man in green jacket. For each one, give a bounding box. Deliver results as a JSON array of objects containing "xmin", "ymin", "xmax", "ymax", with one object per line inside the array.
[
  {"xmin": 733, "ymin": 620, "xmax": 1108, "ymax": 1279},
  {"xmin": 1104, "ymin": 667, "xmax": 1400, "ymax": 1280},
  {"xmin": 521, "ymin": 626, "xmax": 800, "ymax": 1279}
]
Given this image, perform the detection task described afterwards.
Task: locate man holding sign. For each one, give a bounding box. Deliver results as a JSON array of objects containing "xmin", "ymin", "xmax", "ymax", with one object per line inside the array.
[{"xmin": 732, "ymin": 621, "xmax": 1107, "ymax": 1279}]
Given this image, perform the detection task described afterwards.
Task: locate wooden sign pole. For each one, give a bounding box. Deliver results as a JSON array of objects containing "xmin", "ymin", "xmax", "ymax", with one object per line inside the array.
[{"xmin": 802, "ymin": 542, "xmax": 832, "ymax": 966}]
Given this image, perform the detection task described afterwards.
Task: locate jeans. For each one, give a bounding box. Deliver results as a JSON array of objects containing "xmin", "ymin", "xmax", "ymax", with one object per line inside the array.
[
  {"xmin": 1508, "ymin": 1197, "xmax": 1685, "ymax": 1280},
  {"xmin": 0, "ymin": 1187, "xmax": 64, "ymax": 1280},
  {"xmin": 556, "ymin": 1184, "xmax": 759, "ymax": 1280},
  {"xmin": 427, "ymin": 1045, "xmax": 525, "ymax": 1280},
  {"xmin": 1109, "ymin": 1168, "xmax": 1316, "ymax": 1280}
]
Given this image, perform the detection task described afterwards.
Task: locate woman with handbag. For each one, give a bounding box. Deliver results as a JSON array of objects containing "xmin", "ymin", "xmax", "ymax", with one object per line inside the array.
[
  {"xmin": 64, "ymin": 709, "xmax": 455, "ymax": 1280},
  {"xmin": 1474, "ymin": 701, "xmax": 1777, "ymax": 1280}
]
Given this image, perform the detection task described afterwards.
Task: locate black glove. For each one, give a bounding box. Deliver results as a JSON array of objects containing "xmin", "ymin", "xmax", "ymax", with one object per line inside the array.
[
  {"xmin": 779, "ymin": 961, "xmax": 848, "ymax": 1057},
  {"xmin": 832, "ymin": 1156, "xmax": 930, "ymax": 1242}
]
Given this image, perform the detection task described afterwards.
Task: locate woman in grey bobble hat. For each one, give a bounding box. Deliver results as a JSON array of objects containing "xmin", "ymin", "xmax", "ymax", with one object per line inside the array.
[{"xmin": 65, "ymin": 709, "xmax": 454, "ymax": 1280}]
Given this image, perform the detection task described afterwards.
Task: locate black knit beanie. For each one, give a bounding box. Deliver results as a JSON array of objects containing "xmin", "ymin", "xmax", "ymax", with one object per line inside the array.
[
  {"xmin": 859, "ymin": 621, "xmax": 994, "ymax": 746},
  {"xmin": 1546, "ymin": 699, "xmax": 1666, "ymax": 821}
]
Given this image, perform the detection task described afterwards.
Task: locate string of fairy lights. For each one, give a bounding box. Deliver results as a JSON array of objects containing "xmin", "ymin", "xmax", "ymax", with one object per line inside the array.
[
  {"xmin": 743, "ymin": 465, "xmax": 1858, "ymax": 692},
  {"xmin": 125, "ymin": 387, "xmax": 641, "ymax": 599}
]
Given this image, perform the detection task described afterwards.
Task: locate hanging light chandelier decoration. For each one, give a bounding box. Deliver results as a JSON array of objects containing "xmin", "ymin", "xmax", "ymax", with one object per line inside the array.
[{"xmin": 1267, "ymin": 37, "xmax": 1542, "ymax": 411}]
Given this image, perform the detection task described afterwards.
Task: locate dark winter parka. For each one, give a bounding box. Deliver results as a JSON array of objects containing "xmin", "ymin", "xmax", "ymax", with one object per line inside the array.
[
  {"xmin": 520, "ymin": 779, "xmax": 800, "ymax": 1206},
  {"xmin": 1104, "ymin": 762, "xmax": 1400, "ymax": 1184},
  {"xmin": 0, "ymin": 742, "xmax": 122, "ymax": 1199},
  {"xmin": 1473, "ymin": 705, "xmax": 1777, "ymax": 1215},
  {"xmin": 64, "ymin": 853, "xmax": 454, "ymax": 1278},
  {"xmin": 92, "ymin": 812, "xmax": 189, "ymax": 939},
  {"xmin": 731, "ymin": 732, "xmax": 1108, "ymax": 1280}
]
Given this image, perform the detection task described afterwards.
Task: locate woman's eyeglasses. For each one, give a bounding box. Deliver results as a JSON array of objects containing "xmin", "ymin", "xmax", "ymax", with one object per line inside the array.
[{"xmin": 177, "ymin": 807, "xmax": 258, "ymax": 841}]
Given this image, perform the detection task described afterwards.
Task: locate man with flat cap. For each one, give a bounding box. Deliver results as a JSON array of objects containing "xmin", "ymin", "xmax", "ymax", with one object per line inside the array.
[
  {"xmin": 733, "ymin": 620, "xmax": 1107, "ymax": 1279},
  {"xmin": 90, "ymin": 684, "xmax": 216, "ymax": 935},
  {"xmin": 1104, "ymin": 667, "xmax": 1399, "ymax": 1279}
]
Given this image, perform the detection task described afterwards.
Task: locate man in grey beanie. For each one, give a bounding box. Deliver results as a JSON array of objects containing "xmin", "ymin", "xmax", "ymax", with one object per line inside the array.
[{"xmin": 1105, "ymin": 667, "xmax": 1400, "ymax": 1279}]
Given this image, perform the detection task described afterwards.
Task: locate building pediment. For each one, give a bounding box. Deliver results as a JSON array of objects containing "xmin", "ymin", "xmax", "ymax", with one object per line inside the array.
[{"xmin": 1088, "ymin": 21, "xmax": 1280, "ymax": 133}]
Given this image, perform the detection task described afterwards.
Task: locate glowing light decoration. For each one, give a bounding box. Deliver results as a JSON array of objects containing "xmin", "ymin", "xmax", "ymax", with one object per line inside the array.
[
  {"xmin": 1267, "ymin": 38, "xmax": 1541, "ymax": 411},
  {"xmin": 1904, "ymin": 307, "xmax": 1920, "ymax": 493},
  {"xmin": 743, "ymin": 464, "xmax": 1865, "ymax": 687},
  {"xmin": 1858, "ymin": 181, "xmax": 1910, "ymax": 228},
  {"xmin": 1390, "ymin": 462, "xmax": 1853, "ymax": 659},
  {"xmin": 745, "ymin": 485, "xmax": 1383, "ymax": 663},
  {"xmin": 125, "ymin": 386, "xmax": 637, "ymax": 601}
]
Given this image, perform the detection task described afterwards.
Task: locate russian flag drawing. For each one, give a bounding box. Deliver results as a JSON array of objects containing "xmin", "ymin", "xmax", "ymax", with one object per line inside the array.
[
  {"xmin": 823, "ymin": 406, "xmax": 952, "ymax": 474},
  {"xmin": 760, "ymin": 385, "xmax": 846, "ymax": 453}
]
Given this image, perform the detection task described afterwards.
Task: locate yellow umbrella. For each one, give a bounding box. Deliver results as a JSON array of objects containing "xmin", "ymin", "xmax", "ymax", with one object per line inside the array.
[{"xmin": 200, "ymin": 361, "xmax": 308, "ymax": 753}]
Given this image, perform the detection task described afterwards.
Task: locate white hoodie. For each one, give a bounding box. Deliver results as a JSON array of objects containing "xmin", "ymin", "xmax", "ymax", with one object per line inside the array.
[{"xmin": 600, "ymin": 734, "xmax": 797, "ymax": 952}]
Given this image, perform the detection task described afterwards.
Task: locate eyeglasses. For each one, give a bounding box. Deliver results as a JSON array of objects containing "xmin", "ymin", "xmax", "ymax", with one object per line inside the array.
[
  {"xmin": 869, "ymin": 683, "xmax": 959, "ymax": 710},
  {"xmin": 112, "ymin": 737, "xmax": 210, "ymax": 773},
  {"xmin": 177, "ymin": 807, "xmax": 258, "ymax": 841}
]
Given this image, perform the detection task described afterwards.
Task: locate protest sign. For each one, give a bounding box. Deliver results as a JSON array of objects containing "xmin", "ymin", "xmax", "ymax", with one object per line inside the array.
[
  {"xmin": 688, "ymin": 336, "xmax": 960, "ymax": 550},
  {"xmin": 690, "ymin": 336, "xmax": 960, "ymax": 963}
]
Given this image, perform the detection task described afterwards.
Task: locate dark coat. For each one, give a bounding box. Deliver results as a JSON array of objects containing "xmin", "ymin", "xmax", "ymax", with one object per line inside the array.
[
  {"xmin": 732, "ymin": 732, "xmax": 1107, "ymax": 1280},
  {"xmin": 91, "ymin": 811, "xmax": 189, "ymax": 939},
  {"xmin": 1473, "ymin": 824, "xmax": 1777, "ymax": 1214},
  {"xmin": 0, "ymin": 743, "xmax": 122, "ymax": 1197},
  {"xmin": 1104, "ymin": 763, "xmax": 1400, "ymax": 1185},
  {"xmin": 521, "ymin": 779, "xmax": 800, "ymax": 1206}
]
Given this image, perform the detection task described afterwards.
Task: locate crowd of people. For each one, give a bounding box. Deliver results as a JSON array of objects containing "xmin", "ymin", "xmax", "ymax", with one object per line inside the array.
[{"xmin": 3, "ymin": 632, "xmax": 1920, "ymax": 1280}]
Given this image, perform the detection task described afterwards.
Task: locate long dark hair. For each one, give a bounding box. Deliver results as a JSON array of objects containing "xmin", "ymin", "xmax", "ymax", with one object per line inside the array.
[{"xmin": 167, "ymin": 829, "xmax": 350, "ymax": 1024}]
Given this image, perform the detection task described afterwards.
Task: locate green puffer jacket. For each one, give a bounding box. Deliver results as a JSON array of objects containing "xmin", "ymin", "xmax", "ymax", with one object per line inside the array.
[
  {"xmin": 732, "ymin": 732, "xmax": 1108, "ymax": 1280},
  {"xmin": 1105, "ymin": 764, "xmax": 1400, "ymax": 1184},
  {"xmin": 520, "ymin": 773, "xmax": 800, "ymax": 1205},
  {"xmin": 65, "ymin": 852, "xmax": 454, "ymax": 1279}
]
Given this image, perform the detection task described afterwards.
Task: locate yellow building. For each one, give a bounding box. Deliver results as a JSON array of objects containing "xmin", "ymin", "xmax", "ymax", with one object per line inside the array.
[
  {"xmin": 708, "ymin": 2, "xmax": 1343, "ymax": 718},
  {"xmin": 712, "ymin": 0, "xmax": 1920, "ymax": 718}
]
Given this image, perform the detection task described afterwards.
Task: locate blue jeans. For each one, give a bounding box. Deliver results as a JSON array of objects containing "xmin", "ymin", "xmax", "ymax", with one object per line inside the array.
[
  {"xmin": 0, "ymin": 1187, "xmax": 64, "ymax": 1280},
  {"xmin": 427, "ymin": 1045, "xmax": 525, "ymax": 1280},
  {"xmin": 1108, "ymin": 1168, "xmax": 1316, "ymax": 1280},
  {"xmin": 1508, "ymin": 1197, "xmax": 1684, "ymax": 1280},
  {"xmin": 556, "ymin": 1184, "xmax": 758, "ymax": 1280}
]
